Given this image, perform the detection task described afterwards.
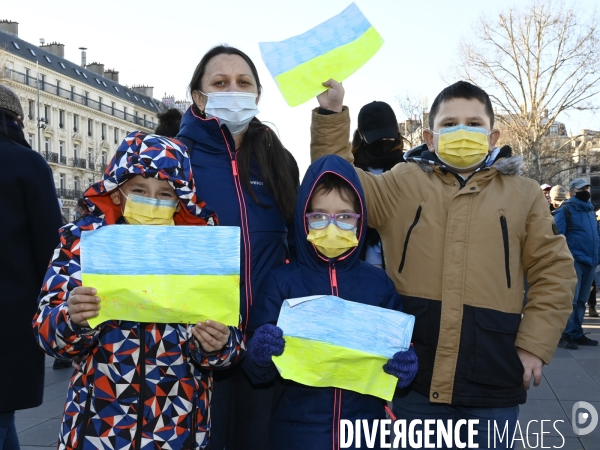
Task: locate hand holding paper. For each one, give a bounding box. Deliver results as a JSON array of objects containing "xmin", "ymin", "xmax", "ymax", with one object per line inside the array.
[
  {"xmin": 67, "ymin": 286, "xmax": 101, "ymax": 328},
  {"xmin": 192, "ymin": 320, "xmax": 231, "ymax": 353},
  {"xmin": 317, "ymin": 79, "xmax": 344, "ymax": 112},
  {"xmin": 383, "ymin": 347, "xmax": 418, "ymax": 388}
]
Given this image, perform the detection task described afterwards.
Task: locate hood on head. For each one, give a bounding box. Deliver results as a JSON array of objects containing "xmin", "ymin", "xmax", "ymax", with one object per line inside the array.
[
  {"xmin": 83, "ymin": 131, "xmax": 217, "ymax": 225},
  {"xmin": 295, "ymin": 155, "xmax": 367, "ymax": 269}
]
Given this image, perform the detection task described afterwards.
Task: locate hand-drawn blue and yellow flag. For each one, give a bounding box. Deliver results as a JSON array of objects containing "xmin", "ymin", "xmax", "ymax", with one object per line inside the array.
[
  {"xmin": 274, "ymin": 295, "xmax": 414, "ymax": 400},
  {"xmin": 81, "ymin": 225, "xmax": 240, "ymax": 328},
  {"xmin": 259, "ymin": 2, "xmax": 384, "ymax": 107}
]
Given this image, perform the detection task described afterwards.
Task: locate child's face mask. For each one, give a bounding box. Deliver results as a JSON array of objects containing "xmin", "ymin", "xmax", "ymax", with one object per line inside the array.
[
  {"xmin": 120, "ymin": 190, "xmax": 177, "ymax": 226},
  {"xmin": 307, "ymin": 224, "xmax": 358, "ymax": 259},
  {"xmin": 433, "ymin": 124, "xmax": 490, "ymax": 170}
]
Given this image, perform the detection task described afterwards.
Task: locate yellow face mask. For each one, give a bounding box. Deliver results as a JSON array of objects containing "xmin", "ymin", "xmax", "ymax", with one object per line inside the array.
[
  {"xmin": 435, "ymin": 125, "xmax": 490, "ymax": 170},
  {"xmin": 121, "ymin": 193, "xmax": 177, "ymax": 226},
  {"xmin": 306, "ymin": 224, "xmax": 359, "ymax": 259}
]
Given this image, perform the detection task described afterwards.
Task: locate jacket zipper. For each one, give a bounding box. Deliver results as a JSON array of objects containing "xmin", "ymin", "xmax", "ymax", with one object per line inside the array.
[
  {"xmin": 329, "ymin": 262, "xmax": 340, "ymax": 450},
  {"xmin": 134, "ymin": 323, "xmax": 147, "ymax": 450},
  {"xmin": 189, "ymin": 395, "xmax": 197, "ymax": 449},
  {"xmin": 500, "ymin": 216, "xmax": 511, "ymax": 288},
  {"xmin": 223, "ymin": 133, "xmax": 253, "ymax": 332},
  {"xmin": 398, "ymin": 206, "xmax": 422, "ymax": 273},
  {"xmin": 76, "ymin": 385, "xmax": 94, "ymax": 450}
]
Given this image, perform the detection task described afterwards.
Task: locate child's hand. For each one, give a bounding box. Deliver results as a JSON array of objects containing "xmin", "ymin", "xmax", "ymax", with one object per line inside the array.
[
  {"xmin": 383, "ymin": 346, "xmax": 418, "ymax": 388},
  {"xmin": 192, "ymin": 320, "xmax": 230, "ymax": 353},
  {"xmin": 67, "ymin": 287, "xmax": 100, "ymax": 327},
  {"xmin": 317, "ymin": 79, "xmax": 344, "ymax": 113},
  {"xmin": 248, "ymin": 324, "xmax": 285, "ymax": 367}
]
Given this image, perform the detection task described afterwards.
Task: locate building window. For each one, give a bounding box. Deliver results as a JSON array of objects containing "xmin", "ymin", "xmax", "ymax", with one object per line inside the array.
[
  {"xmin": 88, "ymin": 119, "xmax": 93, "ymax": 137},
  {"xmin": 84, "ymin": 91, "xmax": 89, "ymax": 107},
  {"xmin": 44, "ymin": 137, "xmax": 51, "ymax": 154},
  {"xmin": 74, "ymin": 177, "xmax": 80, "ymax": 192},
  {"xmin": 59, "ymin": 110, "xmax": 65, "ymax": 128},
  {"xmin": 70, "ymin": 86, "xmax": 75, "ymax": 101},
  {"xmin": 59, "ymin": 141, "xmax": 65, "ymax": 158},
  {"xmin": 88, "ymin": 148, "xmax": 93, "ymax": 162},
  {"xmin": 25, "ymin": 68, "xmax": 30, "ymax": 85},
  {"xmin": 101, "ymin": 123, "xmax": 106, "ymax": 141},
  {"xmin": 74, "ymin": 145, "xmax": 79, "ymax": 160},
  {"xmin": 56, "ymin": 80, "xmax": 60, "ymax": 95},
  {"xmin": 28, "ymin": 100, "xmax": 34, "ymax": 120},
  {"xmin": 59, "ymin": 174, "xmax": 65, "ymax": 190},
  {"xmin": 40, "ymin": 74, "xmax": 45, "ymax": 91},
  {"xmin": 73, "ymin": 114, "xmax": 79, "ymax": 132},
  {"xmin": 114, "ymin": 127, "xmax": 119, "ymax": 144},
  {"xmin": 44, "ymin": 105, "xmax": 50, "ymax": 125},
  {"xmin": 28, "ymin": 134, "xmax": 34, "ymax": 148},
  {"xmin": 101, "ymin": 151, "xmax": 107, "ymax": 165}
]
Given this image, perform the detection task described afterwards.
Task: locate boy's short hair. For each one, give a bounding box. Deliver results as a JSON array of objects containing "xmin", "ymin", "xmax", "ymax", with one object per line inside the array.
[
  {"xmin": 428, "ymin": 81, "xmax": 494, "ymax": 129},
  {"xmin": 309, "ymin": 173, "xmax": 360, "ymax": 214}
]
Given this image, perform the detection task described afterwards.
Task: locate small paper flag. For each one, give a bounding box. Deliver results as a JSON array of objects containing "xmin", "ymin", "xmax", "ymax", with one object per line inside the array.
[
  {"xmin": 80, "ymin": 225, "xmax": 240, "ymax": 328},
  {"xmin": 273, "ymin": 295, "xmax": 414, "ymax": 400},
  {"xmin": 259, "ymin": 3, "xmax": 384, "ymax": 107}
]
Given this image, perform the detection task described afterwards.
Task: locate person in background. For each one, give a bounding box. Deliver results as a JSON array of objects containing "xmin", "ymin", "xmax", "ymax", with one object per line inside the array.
[
  {"xmin": 351, "ymin": 101, "xmax": 403, "ymax": 268},
  {"xmin": 555, "ymin": 178, "xmax": 600, "ymax": 349},
  {"xmin": 0, "ymin": 83, "xmax": 63, "ymax": 450},
  {"xmin": 541, "ymin": 183, "xmax": 552, "ymax": 208},
  {"xmin": 550, "ymin": 185, "xmax": 568, "ymax": 212},
  {"xmin": 177, "ymin": 45, "xmax": 300, "ymax": 450},
  {"xmin": 155, "ymin": 108, "xmax": 183, "ymax": 138}
]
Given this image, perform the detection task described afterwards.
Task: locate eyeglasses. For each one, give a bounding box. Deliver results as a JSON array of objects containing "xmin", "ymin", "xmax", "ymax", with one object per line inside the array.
[{"xmin": 306, "ymin": 212, "xmax": 361, "ymax": 230}]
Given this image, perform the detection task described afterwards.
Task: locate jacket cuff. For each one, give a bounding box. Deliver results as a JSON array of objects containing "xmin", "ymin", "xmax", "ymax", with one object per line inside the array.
[{"xmin": 515, "ymin": 339, "xmax": 554, "ymax": 365}]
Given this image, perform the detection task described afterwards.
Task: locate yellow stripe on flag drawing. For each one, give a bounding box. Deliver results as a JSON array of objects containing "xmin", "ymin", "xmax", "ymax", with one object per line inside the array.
[
  {"xmin": 84, "ymin": 274, "xmax": 240, "ymax": 328},
  {"xmin": 273, "ymin": 336, "xmax": 397, "ymax": 400},
  {"xmin": 274, "ymin": 27, "xmax": 383, "ymax": 107}
]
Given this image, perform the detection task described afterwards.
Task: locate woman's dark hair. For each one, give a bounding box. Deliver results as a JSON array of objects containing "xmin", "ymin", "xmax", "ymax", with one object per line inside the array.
[
  {"xmin": 188, "ymin": 45, "xmax": 298, "ymax": 221},
  {"xmin": 155, "ymin": 108, "xmax": 183, "ymax": 138}
]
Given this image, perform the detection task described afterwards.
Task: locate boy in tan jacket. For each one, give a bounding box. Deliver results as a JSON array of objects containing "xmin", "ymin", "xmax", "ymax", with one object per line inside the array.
[{"xmin": 310, "ymin": 80, "xmax": 576, "ymax": 447}]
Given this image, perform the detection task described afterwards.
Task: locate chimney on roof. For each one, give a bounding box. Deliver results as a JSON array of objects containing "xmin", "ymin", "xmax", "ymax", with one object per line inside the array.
[
  {"xmin": 86, "ymin": 62, "xmax": 105, "ymax": 76},
  {"xmin": 0, "ymin": 20, "xmax": 18, "ymax": 37},
  {"xmin": 104, "ymin": 69, "xmax": 119, "ymax": 83},
  {"xmin": 132, "ymin": 85, "xmax": 154, "ymax": 99},
  {"xmin": 79, "ymin": 47, "xmax": 87, "ymax": 67},
  {"xmin": 40, "ymin": 42, "xmax": 65, "ymax": 58}
]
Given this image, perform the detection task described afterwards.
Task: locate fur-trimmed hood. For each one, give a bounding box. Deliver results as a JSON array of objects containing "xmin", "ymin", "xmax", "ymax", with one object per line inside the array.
[{"xmin": 404, "ymin": 143, "xmax": 524, "ymax": 177}]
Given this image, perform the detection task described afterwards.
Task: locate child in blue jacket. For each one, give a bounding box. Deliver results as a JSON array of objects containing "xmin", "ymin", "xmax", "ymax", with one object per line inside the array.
[{"xmin": 242, "ymin": 155, "xmax": 417, "ymax": 450}]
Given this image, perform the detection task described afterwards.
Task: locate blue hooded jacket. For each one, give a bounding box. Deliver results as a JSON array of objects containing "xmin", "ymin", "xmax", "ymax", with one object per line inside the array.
[
  {"xmin": 178, "ymin": 109, "xmax": 298, "ymax": 331},
  {"xmin": 554, "ymin": 196, "xmax": 600, "ymax": 266},
  {"xmin": 244, "ymin": 155, "xmax": 403, "ymax": 450}
]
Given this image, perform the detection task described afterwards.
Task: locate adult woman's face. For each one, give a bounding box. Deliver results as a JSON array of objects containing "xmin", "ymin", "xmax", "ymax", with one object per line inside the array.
[{"xmin": 191, "ymin": 54, "xmax": 260, "ymax": 112}]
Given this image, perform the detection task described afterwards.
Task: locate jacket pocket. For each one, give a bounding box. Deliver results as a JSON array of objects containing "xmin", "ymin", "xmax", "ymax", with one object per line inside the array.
[
  {"xmin": 499, "ymin": 215, "xmax": 511, "ymax": 288},
  {"xmin": 398, "ymin": 205, "xmax": 422, "ymax": 273},
  {"xmin": 469, "ymin": 308, "xmax": 523, "ymax": 388}
]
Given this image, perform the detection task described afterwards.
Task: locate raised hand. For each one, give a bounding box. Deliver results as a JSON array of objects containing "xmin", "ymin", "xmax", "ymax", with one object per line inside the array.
[{"xmin": 316, "ymin": 79, "xmax": 344, "ymax": 113}]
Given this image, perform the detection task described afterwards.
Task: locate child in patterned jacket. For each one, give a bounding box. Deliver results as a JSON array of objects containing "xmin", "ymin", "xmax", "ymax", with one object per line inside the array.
[{"xmin": 33, "ymin": 131, "xmax": 244, "ymax": 450}]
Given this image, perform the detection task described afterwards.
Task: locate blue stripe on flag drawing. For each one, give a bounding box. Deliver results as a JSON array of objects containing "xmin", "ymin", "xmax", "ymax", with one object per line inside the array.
[
  {"xmin": 277, "ymin": 295, "xmax": 414, "ymax": 358},
  {"xmin": 259, "ymin": 3, "xmax": 371, "ymax": 77},
  {"xmin": 80, "ymin": 225, "xmax": 240, "ymax": 275}
]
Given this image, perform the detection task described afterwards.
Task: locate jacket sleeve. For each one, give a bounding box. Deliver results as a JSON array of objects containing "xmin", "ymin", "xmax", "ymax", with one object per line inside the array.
[
  {"xmin": 32, "ymin": 226, "xmax": 102, "ymax": 360},
  {"xmin": 517, "ymin": 187, "xmax": 577, "ymax": 364},
  {"xmin": 241, "ymin": 272, "xmax": 287, "ymax": 385},
  {"xmin": 188, "ymin": 322, "xmax": 245, "ymax": 369},
  {"xmin": 553, "ymin": 207, "xmax": 567, "ymax": 235},
  {"xmin": 310, "ymin": 107, "xmax": 407, "ymax": 229}
]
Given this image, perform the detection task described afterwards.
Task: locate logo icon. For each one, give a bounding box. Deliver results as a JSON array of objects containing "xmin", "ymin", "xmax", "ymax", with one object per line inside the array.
[{"xmin": 572, "ymin": 401, "xmax": 598, "ymax": 436}]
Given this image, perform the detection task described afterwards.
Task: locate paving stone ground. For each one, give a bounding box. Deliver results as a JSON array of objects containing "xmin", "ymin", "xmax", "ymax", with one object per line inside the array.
[{"xmin": 15, "ymin": 311, "xmax": 600, "ymax": 449}]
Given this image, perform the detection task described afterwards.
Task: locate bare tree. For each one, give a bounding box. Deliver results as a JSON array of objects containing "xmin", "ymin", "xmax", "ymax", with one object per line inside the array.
[
  {"xmin": 395, "ymin": 93, "xmax": 427, "ymax": 148},
  {"xmin": 454, "ymin": 1, "xmax": 600, "ymax": 182}
]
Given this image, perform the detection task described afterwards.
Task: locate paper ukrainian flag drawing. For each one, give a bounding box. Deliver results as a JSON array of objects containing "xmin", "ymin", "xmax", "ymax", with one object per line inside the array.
[
  {"xmin": 81, "ymin": 225, "xmax": 240, "ymax": 328},
  {"xmin": 259, "ymin": 2, "xmax": 384, "ymax": 107},
  {"xmin": 273, "ymin": 295, "xmax": 414, "ymax": 400}
]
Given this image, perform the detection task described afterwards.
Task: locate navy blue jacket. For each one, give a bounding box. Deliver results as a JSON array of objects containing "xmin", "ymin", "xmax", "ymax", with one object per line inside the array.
[
  {"xmin": 554, "ymin": 197, "xmax": 600, "ymax": 266},
  {"xmin": 178, "ymin": 109, "xmax": 298, "ymax": 331},
  {"xmin": 243, "ymin": 155, "xmax": 403, "ymax": 450}
]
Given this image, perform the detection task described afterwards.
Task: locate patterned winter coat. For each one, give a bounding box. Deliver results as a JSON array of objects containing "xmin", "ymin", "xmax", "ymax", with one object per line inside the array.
[{"xmin": 33, "ymin": 132, "xmax": 244, "ymax": 450}]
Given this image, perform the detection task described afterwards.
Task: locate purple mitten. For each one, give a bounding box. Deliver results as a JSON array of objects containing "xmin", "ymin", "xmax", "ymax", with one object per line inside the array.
[
  {"xmin": 383, "ymin": 346, "xmax": 418, "ymax": 388},
  {"xmin": 248, "ymin": 324, "xmax": 285, "ymax": 367}
]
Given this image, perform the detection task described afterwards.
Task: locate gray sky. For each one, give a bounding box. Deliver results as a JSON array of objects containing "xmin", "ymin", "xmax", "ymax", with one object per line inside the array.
[{"xmin": 4, "ymin": 0, "xmax": 599, "ymax": 175}]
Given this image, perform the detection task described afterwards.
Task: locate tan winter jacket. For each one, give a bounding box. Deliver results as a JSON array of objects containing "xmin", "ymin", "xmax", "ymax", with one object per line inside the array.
[{"xmin": 311, "ymin": 107, "xmax": 576, "ymax": 407}]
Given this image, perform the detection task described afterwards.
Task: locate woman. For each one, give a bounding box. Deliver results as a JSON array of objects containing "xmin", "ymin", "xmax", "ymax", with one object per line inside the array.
[
  {"xmin": 351, "ymin": 101, "xmax": 404, "ymax": 268},
  {"xmin": 177, "ymin": 45, "xmax": 299, "ymax": 450}
]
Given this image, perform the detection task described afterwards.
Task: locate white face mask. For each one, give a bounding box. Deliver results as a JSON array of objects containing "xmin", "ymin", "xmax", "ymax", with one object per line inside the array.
[{"xmin": 200, "ymin": 91, "xmax": 259, "ymax": 136}]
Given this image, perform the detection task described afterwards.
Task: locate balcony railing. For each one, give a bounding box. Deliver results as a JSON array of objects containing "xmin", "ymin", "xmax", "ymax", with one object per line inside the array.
[
  {"xmin": 72, "ymin": 157, "xmax": 87, "ymax": 169},
  {"xmin": 88, "ymin": 161, "xmax": 95, "ymax": 171},
  {"xmin": 59, "ymin": 155, "xmax": 67, "ymax": 165},
  {"xmin": 44, "ymin": 152, "xmax": 58, "ymax": 163},
  {"xmin": 57, "ymin": 188, "xmax": 83, "ymax": 200},
  {"xmin": 4, "ymin": 68, "xmax": 157, "ymax": 130}
]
